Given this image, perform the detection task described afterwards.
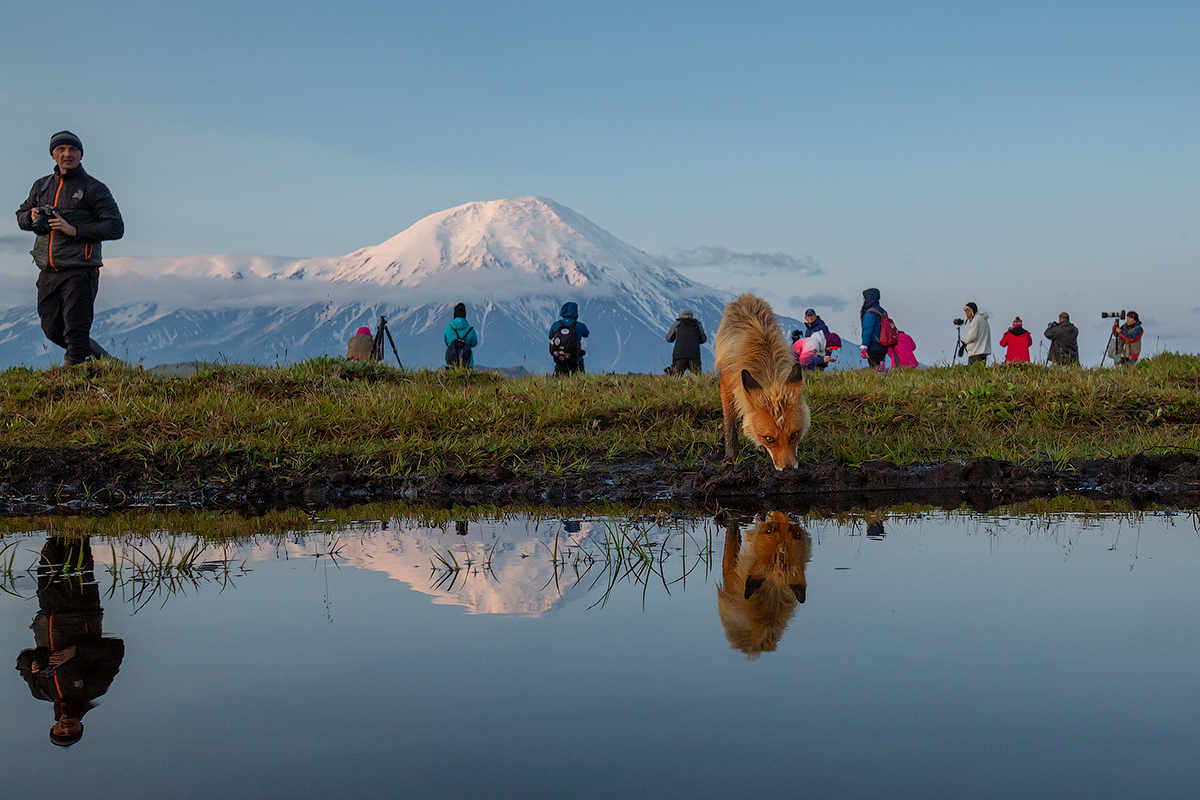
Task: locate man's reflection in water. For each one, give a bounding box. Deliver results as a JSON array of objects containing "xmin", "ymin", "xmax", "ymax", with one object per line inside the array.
[
  {"xmin": 14, "ymin": 536, "xmax": 125, "ymax": 747},
  {"xmin": 717, "ymin": 512, "xmax": 811, "ymax": 659}
]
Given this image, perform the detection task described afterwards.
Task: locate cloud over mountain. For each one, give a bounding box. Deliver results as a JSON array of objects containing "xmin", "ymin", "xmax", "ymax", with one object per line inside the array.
[{"xmin": 656, "ymin": 246, "xmax": 823, "ymax": 277}]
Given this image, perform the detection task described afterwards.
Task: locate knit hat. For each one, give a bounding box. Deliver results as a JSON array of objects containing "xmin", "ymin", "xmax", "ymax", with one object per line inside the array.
[
  {"xmin": 356, "ymin": 326, "xmax": 371, "ymax": 336},
  {"xmin": 453, "ymin": 302, "xmax": 466, "ymax": 318},
  {"xmin": 49, "ymin": 130, "xmax": 83, "ymax": 156},
  {"xmin": 679, "ymin": 310, "xmax": 694, "ymax": 319},
  {"xmin": 1012, "ymin": 316, "xmax": 1022, "ymax": 326},
  {"xmin": 965, "ymin": 302, "xmax": 978, "ymax": 314}
]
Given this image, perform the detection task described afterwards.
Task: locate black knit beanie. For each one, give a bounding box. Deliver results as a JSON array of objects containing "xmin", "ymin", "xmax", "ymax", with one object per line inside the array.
[
  {"xmin": 49, "ymin": 130, "xmax": 83, "ymax": 156},
  {"xmin": 453, "ymin": 302, "xmax": 466, "ymax": 319}
]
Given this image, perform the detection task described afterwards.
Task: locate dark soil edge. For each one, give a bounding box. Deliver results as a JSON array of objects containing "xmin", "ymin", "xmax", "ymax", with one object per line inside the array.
[{"xmin": 4, "ymin": 447, "xmax": 1200, "ymax": 517}]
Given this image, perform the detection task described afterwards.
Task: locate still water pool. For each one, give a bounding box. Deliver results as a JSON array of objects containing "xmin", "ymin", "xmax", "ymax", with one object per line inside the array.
[{"xmin": 1, "ymin": 507, "xmax": 1198, "ymax": 799}]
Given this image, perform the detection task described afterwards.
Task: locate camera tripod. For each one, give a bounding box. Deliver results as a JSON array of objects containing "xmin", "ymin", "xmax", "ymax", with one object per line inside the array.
[
  {"xmin": 372, "ymin": 315, "xmax": 403, "ymax": 367},
  {"xmin": 951, "ymin": 323, "xmax": 965, "ymax": 366},
  {"xmin": 1099, "ymin": 311, "xmax": 1125, "ymax": 367}
]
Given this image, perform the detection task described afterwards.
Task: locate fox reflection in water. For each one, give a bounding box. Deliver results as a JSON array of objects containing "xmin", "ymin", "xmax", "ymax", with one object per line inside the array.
[
  {"xmin": 14, "ymin": 537, "xmax": 125, "ymax": 747},
  {"xmin": 717, "ymin": 512, "xmax": 811, "ymax": 658}
]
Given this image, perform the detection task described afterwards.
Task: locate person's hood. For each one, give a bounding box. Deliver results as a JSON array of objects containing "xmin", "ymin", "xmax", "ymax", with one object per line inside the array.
[
  {"xmin": 448, "ymin": 317, "xmax": 473, "ymax": 334},
  {"xmin": 810, "ymin": 330, "xmax": 826, "ymax": 349},
  {"xmin": 976, "ymin": 311, "xmax": 989, "ymax": 321},
  {"xmin": 559, "ymin": 302, "xmax": 579, "ymax": 322},
  {"xmin": 862, "ymin": 288, "xmax": 881, "ymax": 308}
]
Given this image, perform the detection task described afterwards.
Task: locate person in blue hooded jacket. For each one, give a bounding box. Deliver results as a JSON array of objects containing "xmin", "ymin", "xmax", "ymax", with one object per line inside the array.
[
  {"xmin": 443, "ymin": 303, "xmax": 479, "ymax": 368},
  {"xmin": 859, "ymin": 288, "xmax": 888, "ymax": 368},
  {"xmin": 548, "ymin": 301, "xmax": 589, "ymax": 375}
]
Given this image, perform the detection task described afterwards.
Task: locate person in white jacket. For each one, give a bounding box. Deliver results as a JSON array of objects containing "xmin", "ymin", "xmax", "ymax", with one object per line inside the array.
[{"xmin": 962, "ymin": 302, "xmax": 991, "ymax": 365}]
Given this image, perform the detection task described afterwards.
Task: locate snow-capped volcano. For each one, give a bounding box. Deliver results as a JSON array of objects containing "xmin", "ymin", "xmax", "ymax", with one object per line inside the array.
[
  {"xmin": 329, "ymin": 197, "xmax": 681, "ymax": 289},
  {"xmin": 0, "ymin": 198, "xmax": 797, "ymax": 372}
]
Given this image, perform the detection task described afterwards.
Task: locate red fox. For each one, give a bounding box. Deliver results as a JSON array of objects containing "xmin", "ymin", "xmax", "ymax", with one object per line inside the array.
[
  {"xmin": 717, "ymin": 512, "xmax": 810, "ymax": 658},
  {"xmin": 714, "ymin": 294, "xmax": 810, "ymax": 469}
]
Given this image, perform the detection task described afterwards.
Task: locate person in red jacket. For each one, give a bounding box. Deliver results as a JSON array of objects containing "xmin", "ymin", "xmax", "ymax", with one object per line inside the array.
[{"xmin": 999, "ymin": 317, "xmax": 1032, "ymax": 362}]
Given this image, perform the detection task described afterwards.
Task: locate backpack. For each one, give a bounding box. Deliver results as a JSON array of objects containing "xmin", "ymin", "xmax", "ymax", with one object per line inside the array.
[
  {"xmin": 445, "ymin": 327, "xmax": 473, "ymax": 366},
  {"xmin": 549, "ymin": 321, "xmax": 579, "ymax": 364},
  {"xmin": 868, "ymin": 308, "xmax": 899, "ymax": 348}
]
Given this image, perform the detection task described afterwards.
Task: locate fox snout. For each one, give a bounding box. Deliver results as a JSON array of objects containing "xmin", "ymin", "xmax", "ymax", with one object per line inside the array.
[{"xmin": 766, "ymin": 447, "xmax": 799, "ymax": 471}]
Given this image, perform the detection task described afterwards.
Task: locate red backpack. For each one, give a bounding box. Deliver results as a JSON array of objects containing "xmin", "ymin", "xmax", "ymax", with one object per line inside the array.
[{"xmin": 868, "ymin": 308, "xmax": 899, "ymax": 348}]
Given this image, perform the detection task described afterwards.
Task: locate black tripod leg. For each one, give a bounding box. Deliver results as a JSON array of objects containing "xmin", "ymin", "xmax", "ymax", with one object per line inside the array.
[{"xmin": 385, "ymin": 326, "xmax": 402, "ymax": 368}]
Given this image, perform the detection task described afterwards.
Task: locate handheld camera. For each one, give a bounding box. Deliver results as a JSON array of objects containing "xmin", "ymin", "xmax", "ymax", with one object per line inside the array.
[{"xmin": 30, "ymin": 206, "xmax": 60, "ymax": 236}]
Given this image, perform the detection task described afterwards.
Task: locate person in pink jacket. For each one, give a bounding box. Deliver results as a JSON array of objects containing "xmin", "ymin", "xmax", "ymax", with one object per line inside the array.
[
  {"xmin": 999, "ymin": 317, "xmax": 1032, "ymax": 362},
  {"xmin": 889, "ymin": 331, "xmax": 918, "ymax": 368}
]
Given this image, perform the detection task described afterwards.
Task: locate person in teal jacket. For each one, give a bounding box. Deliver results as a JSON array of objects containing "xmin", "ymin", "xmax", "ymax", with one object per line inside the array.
[{"xmin": 443, "ymin": 303, "xmax": 479, "ymax": 368}]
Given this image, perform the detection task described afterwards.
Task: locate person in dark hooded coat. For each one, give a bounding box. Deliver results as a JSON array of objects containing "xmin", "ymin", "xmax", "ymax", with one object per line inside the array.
[
  {"xmin": 859, "ymin": 288, "xmax": 888, "ymax": 368},
  {"xmin": 664, "ymin": 310, "xmax": 707, "ymax": 374},
  {"xmin": 548, "ymin": 302, "xmax": 589, "ymax": 375}
]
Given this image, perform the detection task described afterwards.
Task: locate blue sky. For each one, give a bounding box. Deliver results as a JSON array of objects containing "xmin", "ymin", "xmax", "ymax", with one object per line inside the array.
[{"xmin": 3, "ymin": 1, "xmax": 1197, "ymax": 363}]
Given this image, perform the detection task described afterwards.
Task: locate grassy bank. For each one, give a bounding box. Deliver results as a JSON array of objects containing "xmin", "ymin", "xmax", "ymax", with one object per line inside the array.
[{"xmin": 1, "ymin": 353, "xmax": 1199, "ymax": 473}]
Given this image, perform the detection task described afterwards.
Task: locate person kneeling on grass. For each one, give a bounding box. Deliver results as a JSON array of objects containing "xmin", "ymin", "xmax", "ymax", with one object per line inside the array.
[
  {"xmin": 792, "ymin": 330, "xmax": 835, "ymax": 371},
  {"xmin": 346, "ymin": 326, "xmax": 375, "ymax": 361}
]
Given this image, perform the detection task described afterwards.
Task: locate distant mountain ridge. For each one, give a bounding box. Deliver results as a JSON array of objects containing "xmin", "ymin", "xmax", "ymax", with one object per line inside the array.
[{"xmin": 0, "ymin": 197, "xmax": 801, "ymax": 372}]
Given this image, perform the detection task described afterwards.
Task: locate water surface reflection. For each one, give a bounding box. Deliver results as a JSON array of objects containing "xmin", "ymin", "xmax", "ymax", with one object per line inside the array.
[
  {"xmin": 718, "ymin": 512, "xmax": 810, "ymax": 658},
  {"xmin": 1, "ymin": 506, "xmax": 1198, "ymax": 799},
  {"xmin": 15, "ymin": 537, "xmax": 124, "ymax": 748}
]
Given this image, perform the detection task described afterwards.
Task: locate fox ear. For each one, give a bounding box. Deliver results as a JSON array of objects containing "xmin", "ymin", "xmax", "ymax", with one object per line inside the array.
[
  {"xmin": 744, "ymin": 577, "xmax": 764, "ymax": 599},
  {"xmin": 740, "ymin": 369, "xmax": 761, "ymax": 392},
  {"xmin": 786, "ymin": 363, "xmax": 805, "ymax": 385},
  {"xmin": 791, "ymin": 584, "xmax": 806, "ymax": 603}
]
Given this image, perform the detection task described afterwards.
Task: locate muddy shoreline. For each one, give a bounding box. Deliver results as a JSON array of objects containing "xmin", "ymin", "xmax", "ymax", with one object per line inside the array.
[{"xmin": 4, "ymin": 447, "xmax": 1200, "ymax": 517}]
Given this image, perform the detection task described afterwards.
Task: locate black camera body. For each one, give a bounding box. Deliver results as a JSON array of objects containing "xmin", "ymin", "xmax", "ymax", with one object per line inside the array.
[
  {"xmin": 30, "ymin": 206, "xmax": 60, "ymax": 236},
  {"xmin": 952, "ymin": 317, "xmax": 965, "ymax": 326},
  {"xmin": 1101, "ymin": 310, "xmax": 1127, "ymax": 319}
]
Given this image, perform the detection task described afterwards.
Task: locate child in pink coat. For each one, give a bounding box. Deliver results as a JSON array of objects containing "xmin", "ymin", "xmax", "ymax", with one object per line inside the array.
[{"xmin": 889, "ymin": 331, "xmax": 918, "ymax": 368}]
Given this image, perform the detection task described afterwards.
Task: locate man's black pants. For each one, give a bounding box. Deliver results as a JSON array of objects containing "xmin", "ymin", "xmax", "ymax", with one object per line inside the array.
[{"xmin": 36, "ymin": 268, "xmax": 99, "ymax": 366}]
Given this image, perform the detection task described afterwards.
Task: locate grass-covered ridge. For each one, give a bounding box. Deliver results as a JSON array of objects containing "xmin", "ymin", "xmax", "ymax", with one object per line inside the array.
[{"xmin": 1, "ymin": 353, "xmax": 1199, "ymax": 472}]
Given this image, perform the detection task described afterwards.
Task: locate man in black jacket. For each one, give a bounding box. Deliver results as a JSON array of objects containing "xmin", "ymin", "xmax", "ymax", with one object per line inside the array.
[
  {"xmin": 665, "ymin": 310, "xmax": 707, "ymax": 374},
  {"xmin": 16, "ymin": 131, "xmax": 124, "ymax": 365},
  {"xmin": 1044, "ymin": 312, "xmax": 1079, "ymax": 365}
]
